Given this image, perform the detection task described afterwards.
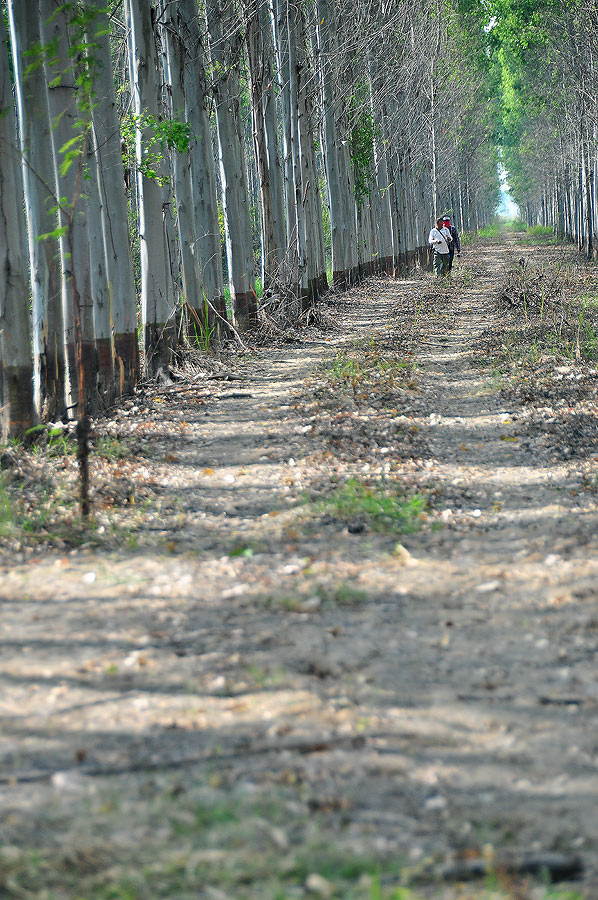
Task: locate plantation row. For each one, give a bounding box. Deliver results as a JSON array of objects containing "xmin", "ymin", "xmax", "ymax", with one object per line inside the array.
[{"xmin": 0, "ymin": 0, "xmax": 502, "ymax": 438}]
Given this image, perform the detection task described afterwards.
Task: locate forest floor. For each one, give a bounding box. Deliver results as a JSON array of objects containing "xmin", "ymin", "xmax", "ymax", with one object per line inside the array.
[{"xmin": 2, "ymin": 231, "xmax": 598, "ymax": 900}]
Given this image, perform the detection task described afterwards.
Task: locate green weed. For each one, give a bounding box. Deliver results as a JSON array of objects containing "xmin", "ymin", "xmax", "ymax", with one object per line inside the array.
[
  {"xmin": 94, "ymin": 435, "xmax": 130, "ymax": 460},
  {"xmin": 504, "ymin": 217, "xmax": 528, "ymax": 232},
  {"xmin": 334, "ymin": 582, "xmax": 368, "ymax": 605},
  {"xmin": 318, "ymin": 478, "xmax": 426, "ymax": 534},
  {"xmin": 527, "ymin": 224, "xmax": 554, "ymax": 236},
  {"xmin": 326, "ymin": 349, "xmax": 417, "ymax": 397},
  {"xmin": 478, "ymin": 223, "xmax": 501, "ymax": 239}
]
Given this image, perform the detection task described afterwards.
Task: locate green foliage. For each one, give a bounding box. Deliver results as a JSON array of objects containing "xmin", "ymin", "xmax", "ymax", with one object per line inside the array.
[
  {"xmin": 527, "ymin": 224, "xmax": 554, "ymax": 236},
  {"xmin": 121, "ymin": 112, "xmax": 191, "ymax": 185},
  {"xmin": 191, "ymin": 298, "xmax": 216, "ymax": 353},
  {"xmin": 478, "ymin": 223, "xmax": 501, "ymax": 239},
  {"xmin": 349, "ymin": 81, "xmax": 378, "ymax": 208},
  {"xmin": 29, "ymin": 2, "xmax": 109, "ymax": 181}
]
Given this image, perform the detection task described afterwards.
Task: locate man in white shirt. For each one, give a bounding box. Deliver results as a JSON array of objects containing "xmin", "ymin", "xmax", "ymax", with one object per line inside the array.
[{"xmin": 428, "ymin": 217, "xmax": 452, "ymax": 276}]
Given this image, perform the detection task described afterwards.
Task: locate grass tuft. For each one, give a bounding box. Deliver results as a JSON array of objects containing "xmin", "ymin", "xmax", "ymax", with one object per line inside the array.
[{"xmin": 318, "ymin": 478, "xmax": 426, "ymax": 534}]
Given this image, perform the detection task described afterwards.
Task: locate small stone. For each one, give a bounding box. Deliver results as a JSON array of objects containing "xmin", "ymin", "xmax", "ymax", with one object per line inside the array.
[
  {"xmin": 50, "ymin": 770, "xmax": 89, "ymax": 792},
  {"xmin": 82, "ymin": 571, "xmax": 96, "ymax": 585},
  {"xmin": 124, "ymin": 651, "xmax": 141, "ymax": 668},
  {"xmin": 347, "ymin": 521, "xmax": 365, "ymax": 534},
  {"xmin": 306, "ymin": 873, "xmax": 335, "ymax": 899},
  {"xmin": 393, "ymin": 542, "xmax": 414, "ymax": 565},
  {"xmin": 299, "ymin": 596, "xmax": 322, "ymax": 613},
  {"xmin": 471, "ymin": 509, "xmax": 482, "ymax": 518},
  {"xmin": 475, "ymin": 580, "xmax": 500, "ymax": 593},
  {"xmin": 424, "ymin": 794, "xmax": 447, "ymax": 811}
]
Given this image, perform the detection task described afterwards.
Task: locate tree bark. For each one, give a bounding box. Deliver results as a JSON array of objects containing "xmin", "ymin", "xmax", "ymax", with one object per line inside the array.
[
  {"xmin": 206, "ymin": 0, "xmax": 257, "ymax": 328},
  {"xmin": 7, "ymin": 0, "xmax": 65, "ymax": 421},
  {"xmin": 0, "ymin": 12, "xmax": 35, "ymax": 439},
  {"xmin": 126, "ymin": 0, "xmax": 175, "ymax": 373},
  {"xmin": 89, "ymin": 1, "xmax": 139, "ymax": 395}
]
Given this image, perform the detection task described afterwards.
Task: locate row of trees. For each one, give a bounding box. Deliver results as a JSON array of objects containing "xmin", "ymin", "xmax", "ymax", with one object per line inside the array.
[
  {"xmin": 0, "ymin": 0, "xmax": 500, "ymax": 439},
  {"xmin": 491, "ymin": 0, "xmax": 598, "ymax": 255}
]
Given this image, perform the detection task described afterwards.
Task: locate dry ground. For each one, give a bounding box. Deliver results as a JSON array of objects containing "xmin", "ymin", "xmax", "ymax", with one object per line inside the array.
[{"xmin": 1, "ymin": 233, "xmax": 598, "ymax": 900}]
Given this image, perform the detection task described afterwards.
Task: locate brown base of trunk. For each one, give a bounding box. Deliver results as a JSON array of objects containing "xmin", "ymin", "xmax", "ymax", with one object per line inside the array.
[
  {"xmin": 417, "ymin": 246, "xmax": 431, "ymax": 270},
  {"xmin": 40, "ymin": 338, "xmax": 67, "ymax": 421},
  {"xmin": 348, "ymin": 266, "xmax": 360, "ymax": 286},
  {"xmin": 299, "ymin": 287, "xmax": 313, "ymax": 312},
  {"xmin": 384, "ymin": 255, "xmax": 394, "ymax": 276},
  {"xmin": 81, "ymin": 340, "xmax": 100, "ymax": 416},
  {"xmin": 144, "ymin": 322, "xmax": 175, "ymax": 376},
  {"xmin": 96, "ymin": 337, "xmax": 114, "ymax": 405},
  {"xmin": 317, "ymin": 272, "xmax": 328, "ymax": 295},
  {"xmin": 114, "ymin": 331, "xmax": 139, "ymax": 397},
  {"xmin": 65, "ymin": 340, "xmax": 79, "ymax": 418},
  {"xmin": 2, "ymin": 365, "xmax": 35, "ymax": 440},
  {"xmin": 215, "ymin": 293, "xmax": 228, "ymax": 322},
  {"xmin": 333, "ymin": 270, "xmax": 348, "ymax": 290},
  {"xmin": 233, "ymin": 292, "xmax": 258, "ymax": 330}
]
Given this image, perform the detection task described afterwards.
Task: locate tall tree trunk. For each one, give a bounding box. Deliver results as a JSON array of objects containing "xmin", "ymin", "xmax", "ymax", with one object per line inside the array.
[
  {"xmin": 179, "ymin": 0, "xmax": 227, "ymax": 325},
  {"xmin": 0, "ymin": 12, "xmax": 35, "ymax": 439},
  {"xmin": 40, "ymin": 0, "xmax": 98, "ymax": 418},
  {"xmin": 271, "ymin": 0, "xmax": 296, "ymax": 259},
  {"xmin": 315, "ymin": 0, "xmax": 349, "ymax": 288},
  {"xmin": 87, "ymin": 134, "xmax": 113, "ymax": 406},
  {"xmin": 245, "ymin": 0, "xmax": 286, "ymax": 293},
  {"xmin": 126, "ymin": 0, "xmax": 175, "ymax": 373},
  {"xmin": 159, "ymin": 0, "xmax": 203, "ymax": 326},
  {"xmin": 206, "ymin": 0, "xmax": 257, "ymax": 328},
  {"xmin": 7, "ymin": 0, "xmax": 65, "ymax": 421},
  {"xmin": 89, "ymin": 1, "xmax": 138, "ymax": 395}
]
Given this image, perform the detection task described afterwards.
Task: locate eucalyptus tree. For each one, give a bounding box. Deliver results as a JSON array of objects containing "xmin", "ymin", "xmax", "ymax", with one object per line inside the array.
[
  {"xmin": 488, "ymin": 0, "xmax": 598, "ymax": 251},
  {"xmin": 0, "ymin": 11, "xmax": 35, "ymax": 440},
  {"xmin": 159, "ymin": 0, "xmax": 205, "ymax": 328},
  {"xmin": 205, "ymin": 0, "xmax": 257, "ymax": 327},
  {"xmin": 271, "ymin": 0, "xmax": 296, "ymax": 258},
  {"xmin": 126, "ymin": 0, "xmax": 176, "ymax": 370},
  {"xmin": 39, "ymin": 0, "xmax": 98, "ymax": 416},
  {"xmin": 244, "ymin": 0, "xmax": 286, "ymax": 292},
  {"xmin": 7, "ymin": 0, "xmax": 65, "ymax": 420},
  {"xmin": 88, "ymin": 0, "xmax": 139, "ymax": 395},
  {"xmin": 179, "ymin": 0, "xmax": 227, "ymax": 325}
]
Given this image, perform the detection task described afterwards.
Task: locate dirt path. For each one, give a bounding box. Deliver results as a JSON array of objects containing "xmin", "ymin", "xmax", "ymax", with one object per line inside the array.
[{"xmin": 2, "ymin": 239, "xmax": 598, "ymax": 899}]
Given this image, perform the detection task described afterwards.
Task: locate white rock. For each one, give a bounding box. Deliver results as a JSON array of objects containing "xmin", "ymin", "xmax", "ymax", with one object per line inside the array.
[
  {"xmin": 471, "ymin": 509, "xmax": 482, "ymax": 518},
  {"xmin": 475, "ymin": 580, "xmax": 500, "ymax": 593},
  {"xmin": 306, "ymin": 873, "xmax": 335, "ymax": 898},
  {"xmin": 221, "ymin": 584, "xmax": 248, "ymax": 599},
  {"xmin": 82, "ymin": 571, "xmax": 96, "ymax": 585},
  {"xmin": 299, "ymin": 597, "xmax": 322, "ymax": 612},
  {"xmin": 424, "ymin": 794, "xmax": 447, "ymax": 811},
  {"xmin": 51, "ymin": 770, "xmax": 89, "ymax": 792}
]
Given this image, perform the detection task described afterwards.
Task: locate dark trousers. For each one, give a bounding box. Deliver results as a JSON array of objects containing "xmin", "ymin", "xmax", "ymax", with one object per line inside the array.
[{"xmin": 448, "ymin": 248, "xmax": 455, "ymax": 271}]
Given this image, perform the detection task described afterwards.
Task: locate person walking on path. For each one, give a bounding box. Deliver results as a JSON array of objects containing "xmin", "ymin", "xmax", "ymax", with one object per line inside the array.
[
  {"xmin": 428, "ymin": 217, "xmax": 452, "ymax": 276},
  {"xmin": 442, "ymin": 215, "xmax": 460, "ymax": 271}
]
